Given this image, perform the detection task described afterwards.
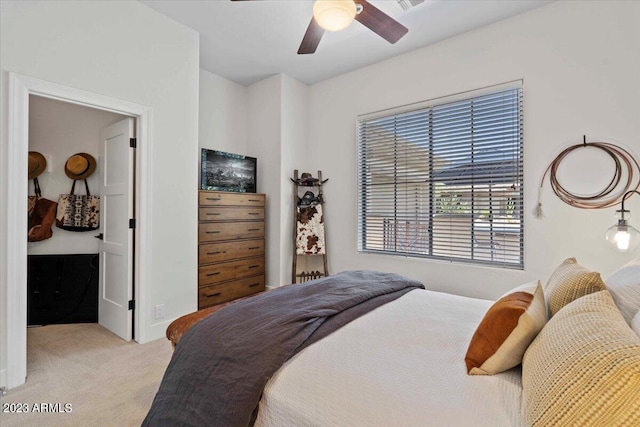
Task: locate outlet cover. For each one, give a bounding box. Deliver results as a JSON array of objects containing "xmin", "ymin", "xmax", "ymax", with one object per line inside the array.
[{"xmin": 154, "ymin": 304, "xmax": 165, "ymax": 320}]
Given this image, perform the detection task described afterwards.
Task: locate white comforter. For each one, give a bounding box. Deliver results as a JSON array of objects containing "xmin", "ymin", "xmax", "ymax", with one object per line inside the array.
[{"xmin": 255, "ymin": 289, "xmax": 525, "ymax": 427}]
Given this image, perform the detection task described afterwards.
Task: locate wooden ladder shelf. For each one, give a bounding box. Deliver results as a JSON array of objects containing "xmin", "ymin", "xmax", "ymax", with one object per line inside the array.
[{"xmin": 291, "ymin": 169, "xmax": 329, "ymax": 283}]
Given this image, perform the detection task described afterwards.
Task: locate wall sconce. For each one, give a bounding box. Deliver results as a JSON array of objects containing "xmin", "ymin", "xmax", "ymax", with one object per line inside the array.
[{"xmin": 606, "ymin": 190, "xmax": 640, "ymax": 252}]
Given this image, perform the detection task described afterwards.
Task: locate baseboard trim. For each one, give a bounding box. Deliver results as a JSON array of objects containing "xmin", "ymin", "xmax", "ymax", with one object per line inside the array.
[
  {"xmin": 0, "ymin": 368, "xmax": 7, "ymax": 388},
  {"xmin": 140, "ymin": 319, "xmax": 174, "ymax": 344}
]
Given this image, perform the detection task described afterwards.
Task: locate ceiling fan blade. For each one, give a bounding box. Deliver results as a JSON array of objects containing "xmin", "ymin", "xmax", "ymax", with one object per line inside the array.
[
  {"xmin": 298, "ymin": 18, "xmax": 325, "ymax": 55},
  {"xmin": 354, "ymin": 0, "xmax": 408, "ymax": 44}
]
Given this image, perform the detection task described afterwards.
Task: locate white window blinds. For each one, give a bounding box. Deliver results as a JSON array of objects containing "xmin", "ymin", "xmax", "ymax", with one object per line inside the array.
[{"xmin": 357, "ymin": 84, "xmax": 523, "ymax": 269}]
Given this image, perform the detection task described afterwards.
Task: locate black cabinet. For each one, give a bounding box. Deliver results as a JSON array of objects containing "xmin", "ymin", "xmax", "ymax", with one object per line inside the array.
[{"xmin": 27, "ymin": 254, "xmax": 99, "ymax": 326}]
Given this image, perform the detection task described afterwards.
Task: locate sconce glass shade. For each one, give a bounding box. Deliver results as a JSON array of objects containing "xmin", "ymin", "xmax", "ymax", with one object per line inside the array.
[
  {"xmin": 606, "ymin": 217, "xmax": 640, "ymax": 252},
  {"xmin": 313, "ymin": 0, "xmax": 357, "ymax": 32}
]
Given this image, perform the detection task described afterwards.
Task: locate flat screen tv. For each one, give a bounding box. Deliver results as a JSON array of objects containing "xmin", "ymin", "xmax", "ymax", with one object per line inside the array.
[{"xmin": 201, "ymin": 149, "xmax": 257, "ymax": 193}]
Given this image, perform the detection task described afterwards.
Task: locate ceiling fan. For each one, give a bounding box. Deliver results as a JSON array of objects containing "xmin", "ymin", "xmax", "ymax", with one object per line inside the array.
[{"xmin": 231, "ymin": 0, "xmax": 409, "ymax": 55}]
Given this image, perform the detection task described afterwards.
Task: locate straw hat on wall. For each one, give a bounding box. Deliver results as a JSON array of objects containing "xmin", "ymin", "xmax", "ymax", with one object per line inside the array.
[
  {"xmin": 65, "ymin": 153, "xmax": 97, "ymax": 180},
  {"xmin": 28, "ymin": 151, "xmax": 47, "ymax": 179}
]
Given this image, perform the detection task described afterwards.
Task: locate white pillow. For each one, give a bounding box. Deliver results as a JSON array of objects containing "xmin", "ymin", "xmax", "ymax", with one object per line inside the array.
[
  {"xmin": 605, "ymin": 257, "xmax": 640, "ymax": 324},
  {"xmin": 632, "ymin": 311, "xmax": 640, "ymax": 337}
]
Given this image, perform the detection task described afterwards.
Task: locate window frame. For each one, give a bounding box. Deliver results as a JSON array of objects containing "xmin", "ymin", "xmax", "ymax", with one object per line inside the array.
[{"xmin": 357, "ymin": 81, "xmax": 524, "ymax": 270}]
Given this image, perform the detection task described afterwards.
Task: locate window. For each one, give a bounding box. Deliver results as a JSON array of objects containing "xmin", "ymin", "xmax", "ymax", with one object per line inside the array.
[{"xmin": 357, "ymin": 84, "xmax": 523, "ymax": 269}]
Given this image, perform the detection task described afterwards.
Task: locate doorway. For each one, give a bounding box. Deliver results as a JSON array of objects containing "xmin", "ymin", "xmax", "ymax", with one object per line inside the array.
[
  {"xmin": 28, "ymin": 95, "xmax": 134, "ymax": 339},
  {"xmin": 5, "ymin": 73, "xmax": 152, "ymax": 389}
]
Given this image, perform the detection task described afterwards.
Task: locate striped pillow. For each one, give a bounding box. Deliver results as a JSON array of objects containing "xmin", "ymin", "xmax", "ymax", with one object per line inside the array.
[
  {"xmin": 544, "ymin": 257, "xmax": 605, "ymax": 317},
  {"xmin": 522, "ymin": 290, "xmax": 640, "ymax": 427}
]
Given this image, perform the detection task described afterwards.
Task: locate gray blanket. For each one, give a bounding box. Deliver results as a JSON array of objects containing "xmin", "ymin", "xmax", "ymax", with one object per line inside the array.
[{"xmin": 143, "ymin": 270, "xmax": 424, "ymax": 427}]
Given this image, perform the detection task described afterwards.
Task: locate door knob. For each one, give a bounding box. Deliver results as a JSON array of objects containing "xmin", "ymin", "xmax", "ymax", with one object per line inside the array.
[{"xmin": 95, "ymin": 233, "xmax": 104, "ymax": 240}]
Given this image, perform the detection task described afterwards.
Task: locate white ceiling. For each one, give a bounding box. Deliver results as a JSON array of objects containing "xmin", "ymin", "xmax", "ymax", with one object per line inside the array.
[{"xmin": 140, "ymin": 0, "xmax": 553, "ymax": 86}]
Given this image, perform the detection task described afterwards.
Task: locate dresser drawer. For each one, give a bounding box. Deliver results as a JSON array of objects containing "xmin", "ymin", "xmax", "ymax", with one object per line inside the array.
[
  {"xmin": 199, "ymin": 192, "xmax": 265, "ymax": 207},
  {"xmin": 199, "ymin": 257, "xmax": 265, "ymax": 286},
  {"xmin": 198, "ymin": 276, "xmax": 265, "ymax": 309},
  {"xmin": 199, "ymin": 207, "xmax": 264, "ymax": 222},
  {"xmin": 199, "ymin": 221, "xmax": 264, "ymax": 243},
  {"xmin": 199, "ymin": 239, "xmax": 264, "ymax": 264}
]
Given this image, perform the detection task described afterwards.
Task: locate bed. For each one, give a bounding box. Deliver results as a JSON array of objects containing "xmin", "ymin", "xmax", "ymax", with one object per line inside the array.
[
  {"xmin": 145, "ymin": 260, "xmax": 640, "ymax": 427},
  {"xmin": 255, "ymin": 288, "xmax": 523, "ymax": 427}
]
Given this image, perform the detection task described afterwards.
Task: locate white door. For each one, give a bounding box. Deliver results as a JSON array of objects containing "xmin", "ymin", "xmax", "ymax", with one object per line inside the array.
[{"xmin": 98, "ymin": 118, "xmax": 135, "ymax": 340}]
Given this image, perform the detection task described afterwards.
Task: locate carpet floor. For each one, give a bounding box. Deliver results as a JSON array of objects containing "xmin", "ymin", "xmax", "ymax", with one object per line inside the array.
[{"xmin": 1, "ymin": 323, "xmax": 173, "ymax": 426}]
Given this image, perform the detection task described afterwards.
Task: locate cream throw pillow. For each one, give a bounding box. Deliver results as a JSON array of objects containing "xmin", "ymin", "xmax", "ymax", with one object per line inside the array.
[
  {"xmin": 544, "ymin": 257, "xmax": 605, "ymax": 317},
  {"xmin": 465, "ymin": 281, "xmax": 546, "ymax": 375},
  {"xmin": 605, "ymin": 257, "xmax": 640, "ymax": 324},
  {"xmin": 632, "ymin": 311, "xmax": 640, "ymax": 337},
  {"xmin": 522, "ymin": 290, "xmax": 640, "ymax": 427}
]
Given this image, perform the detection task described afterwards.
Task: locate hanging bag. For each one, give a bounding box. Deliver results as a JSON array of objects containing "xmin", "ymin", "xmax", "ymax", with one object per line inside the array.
[
  {"xmin": 56, "ymin": 179, "xmax": 100, "ymax": 231},
  {"xmin": 28, "ymin": 177, "xmax": 58, "ymax": 242},
  {"xmin": 28, "ymin": 177, "xmax": 42, "ymax": 215}
]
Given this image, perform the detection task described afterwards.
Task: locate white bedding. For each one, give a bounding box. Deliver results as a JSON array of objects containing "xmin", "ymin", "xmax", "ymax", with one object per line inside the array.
[{"xmin": 255, "ymin": 289, "xmax": 525, "ymax": 427}]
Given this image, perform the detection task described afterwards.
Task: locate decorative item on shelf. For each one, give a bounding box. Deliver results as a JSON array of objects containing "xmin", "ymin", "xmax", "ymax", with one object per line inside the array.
[
  {"xmin": 299, "ymin": 191, "xmax": 321, "ymax": 206},
  {"xmin": 296, "ymin": 271, "xmax": 326, "ymax": 283},
  {"xmin": 201, "ymin": 149, "xmax": 257, "ymax": 193},
  {"xmin": 535, "ymin": 136, "xmax": 639, "ymax": 218},
  {"xmin": 606, "ymin": 190, "xmax": 640, "ymax": 252},
  {"xmin": 291, "ymin": 170, "xmax": 329, "ymax": 283},
  {"xmin": 290, "ymin": 172, "xmax": 329, "ymax": 187}
]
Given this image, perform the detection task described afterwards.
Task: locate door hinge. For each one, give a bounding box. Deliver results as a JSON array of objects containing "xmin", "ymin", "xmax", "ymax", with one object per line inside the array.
[
  {"xmin": 128, "ymin": 300, "xmax": 135, "ymax": 310},
  {"xmin": 129, "ymin": 218, "xmax": 136, "ymax": 229},
  {"xmin": 130, "ymin": 138, "xmax": 137, "ymax": 148}
]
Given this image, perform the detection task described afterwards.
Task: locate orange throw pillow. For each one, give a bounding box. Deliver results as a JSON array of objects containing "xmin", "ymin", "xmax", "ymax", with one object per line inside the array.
[{"xmin": 465, "ymin": 281, "xmax": 546, "ymax": 375}]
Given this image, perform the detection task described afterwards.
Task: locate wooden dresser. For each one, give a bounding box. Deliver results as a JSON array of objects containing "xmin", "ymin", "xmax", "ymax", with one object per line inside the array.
[{"xmin": 198, "ymin": 191, "xmax": 266, "ymax": 310}]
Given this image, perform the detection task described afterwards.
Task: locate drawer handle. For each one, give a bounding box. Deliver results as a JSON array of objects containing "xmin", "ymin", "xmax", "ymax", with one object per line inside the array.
[
  {"xmin": 206, "ymin": 197, "xmax": 222, "ymax": 201},
  {"xmin": 248, "ymin": 199, "xmax": 261, "ymax": 202},
  {"xmin": 248, "ymin": 247, "xmax": 259, "ymax": 250},
  {"xmin": 206, "ymin": 251, "xmax": 222, "ymax": 255},
  {"xmin": 206, "ymin": 272, "xmax": 221, "ymax": 277},
  {"xmin": 249, "ymin": 283, "xmax": 260, "ymax": 288},
  {"xmin": 248, "ymin": 228, "xmax": 260, "ymax": 231},
  {"xmin": 248, "ymin": 265, "xmax": 260, "ymax": 269},
  {"xmin": 206, "ymin": 231, "xmax": 221, "ymax": 234},
  {"xmin": 205, "ymin": 292, "xmax": 221, "ymax": 298},
  {"xmin": 247, "ymin": 212, "xmax": 259, "ymax": 215},
  {"xmin": 206, "ymin": 213, "xmax": 221, "ymax": 216}
]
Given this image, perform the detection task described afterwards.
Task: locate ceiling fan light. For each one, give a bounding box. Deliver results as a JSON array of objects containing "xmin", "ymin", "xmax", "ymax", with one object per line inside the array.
[{"xmin": 313, "ymin": 0, "xmax": 357, "ymax": 32}]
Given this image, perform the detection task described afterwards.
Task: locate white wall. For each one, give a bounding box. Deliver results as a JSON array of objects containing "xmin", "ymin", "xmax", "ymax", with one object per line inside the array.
[
  {"xmin": 307, "ymin": 0, "xmax": 640, "ymax": 300},
  {"xmin": 1, "ymin": 0, "xmax": 199, "ymax": 385},
  {"xmin": 246, "ymin": 74, "xmax": 310, "ymax": 287},
  {"xmin": 280, "ymin": 75, "xmax": 310, "ymax": 284},
  {"xmin": 199, "ymin": 68, "xmax": 248, "ymax": 156},
  {"xmin": 247, "ymin": 75, "xmax": 283, "ymax": 287},
  {"xmin": 28, "ymin": 95, "xmax": 126, "ymax": 255}
]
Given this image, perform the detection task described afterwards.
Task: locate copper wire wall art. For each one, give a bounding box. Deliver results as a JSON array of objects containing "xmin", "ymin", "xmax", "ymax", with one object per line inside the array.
[{"xmin": 535, "ymin": 136, "xmax": 640, "ymax": 218}]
